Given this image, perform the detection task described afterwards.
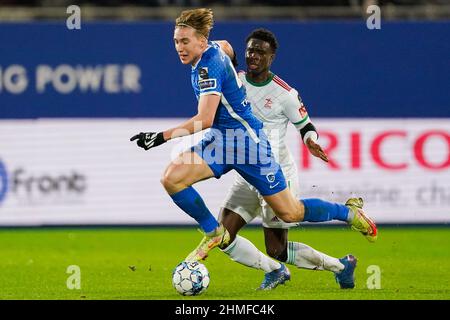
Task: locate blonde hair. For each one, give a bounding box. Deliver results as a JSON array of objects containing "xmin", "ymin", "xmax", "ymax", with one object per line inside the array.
[{"xmin": 175, "ymin": 8, "xmax": 214, "ymax": 40}]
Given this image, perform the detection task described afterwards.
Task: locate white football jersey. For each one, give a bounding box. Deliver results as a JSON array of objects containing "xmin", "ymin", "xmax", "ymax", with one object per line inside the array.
[{"xmin": 238, "ymin": 71, "xmax": 314, "ymax": 176}]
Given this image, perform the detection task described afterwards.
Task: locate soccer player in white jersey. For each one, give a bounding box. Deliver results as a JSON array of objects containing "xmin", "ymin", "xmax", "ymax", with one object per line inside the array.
[
  {"xmin": 130, "ymin": 9, "xmax": 376, "ymax": 267},
  {"xmin": 218, "ymin": 29, "xmax": 361, "ymax": 290}
]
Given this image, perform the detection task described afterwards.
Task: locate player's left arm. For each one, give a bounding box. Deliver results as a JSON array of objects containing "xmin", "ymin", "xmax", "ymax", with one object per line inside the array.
[{"xmin": 282, "ymin": 89, "xmax": 328, "ymax": 162}]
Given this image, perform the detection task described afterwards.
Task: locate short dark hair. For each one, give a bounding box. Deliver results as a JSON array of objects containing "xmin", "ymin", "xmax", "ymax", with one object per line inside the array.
[{"xmin": 245, "ymin": 28, "xmax": 278, "ymax": 53}]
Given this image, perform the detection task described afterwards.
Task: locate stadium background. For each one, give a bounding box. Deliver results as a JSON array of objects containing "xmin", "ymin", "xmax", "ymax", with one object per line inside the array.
[{"xmin": 0, "ymin": 0, "xmax": 449, "ymax": 301}]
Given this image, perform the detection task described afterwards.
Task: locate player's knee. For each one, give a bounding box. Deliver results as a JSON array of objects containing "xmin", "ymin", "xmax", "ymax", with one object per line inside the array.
[
  {"xmin": 284, "ymin": 216, "xmax": 297, "ymax": 223},
  {"xmin": 160, "ymin": 169, "xmax": 183, "ymax": 192},
  {"xmin": 275, "ymin": 205, "xmax": 304, "ymax": 223},
  {"xmin": 275, "ymin": 210, "xmax": 297, "ymax": 223}
]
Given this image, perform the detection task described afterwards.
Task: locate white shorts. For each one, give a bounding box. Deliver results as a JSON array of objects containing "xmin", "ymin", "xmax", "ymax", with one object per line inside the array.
[{"xmin": 221, "ymin": 168, "xmax": 300, "ymax": 229}]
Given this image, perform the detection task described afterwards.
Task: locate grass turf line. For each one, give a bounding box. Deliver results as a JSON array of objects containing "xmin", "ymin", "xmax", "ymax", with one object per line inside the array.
[{"xmin": 0, "ymin": 226, "xmax": 449, "ymax": 300}]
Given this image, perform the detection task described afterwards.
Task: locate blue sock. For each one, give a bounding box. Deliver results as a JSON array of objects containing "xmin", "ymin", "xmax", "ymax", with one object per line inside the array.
[
  {"xmin": 301, "ymin": 198, "xmax": 350, "ymax": 222},
  {"xmin": 170, "ymin": 187, "xmax": 219, "ymax": 233}
]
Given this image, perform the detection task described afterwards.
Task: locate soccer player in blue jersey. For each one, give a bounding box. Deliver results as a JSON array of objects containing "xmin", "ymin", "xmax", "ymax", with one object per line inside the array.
[{"xmin": 130, "ymin": 8, "xmax": 377, "ymax": 263}]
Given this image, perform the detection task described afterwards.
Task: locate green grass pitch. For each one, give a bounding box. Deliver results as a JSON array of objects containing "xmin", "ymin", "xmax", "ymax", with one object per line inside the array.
[{"xmin": 0, "ymin": 226, "xmax": 449, "ymax": 300}]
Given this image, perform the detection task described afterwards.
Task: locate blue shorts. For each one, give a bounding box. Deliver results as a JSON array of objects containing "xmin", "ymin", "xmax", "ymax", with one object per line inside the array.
[{"xmin": 191, "ymin": 128, "xmax": 286, "ymax": 196}]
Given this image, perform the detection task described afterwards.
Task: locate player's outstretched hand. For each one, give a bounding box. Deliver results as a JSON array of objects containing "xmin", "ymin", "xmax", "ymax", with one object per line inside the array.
[
  {"xmin": 306, "ymin": 137, "xmax": 328, "ymax": 163},
  {"xmin": 130, "ymin": 132, "xmax": 166, "ymax": 150}
]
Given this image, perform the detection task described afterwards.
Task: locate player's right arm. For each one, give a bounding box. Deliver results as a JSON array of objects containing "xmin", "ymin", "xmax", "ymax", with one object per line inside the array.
[
  {"xmin": 163, "ymin": 94, "xmax": 220, "ymax": 140},
  {"xmin": 131, "ymin": 49, "xmax": 225, "ymax": 151},
  {"xmin": 130, "ymin": 94, "xmax": 220, "ymax": 150}
]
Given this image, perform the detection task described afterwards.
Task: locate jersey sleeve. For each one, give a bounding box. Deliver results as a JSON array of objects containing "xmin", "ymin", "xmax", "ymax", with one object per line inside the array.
[
  {"xmin": 197, "ymin": 55, "xmax": 224, "ymax": 97},
  {"xmin": 282, "ymin": 88, "xmax": 318, "ymax": 144}
]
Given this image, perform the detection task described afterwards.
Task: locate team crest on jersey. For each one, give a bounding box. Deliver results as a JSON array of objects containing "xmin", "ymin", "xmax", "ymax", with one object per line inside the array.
[
  {"xmin": 198, "ymin": 78, "xmax": 217, "ymax": 90},
  {"xmin": 266, "ymin": 173, "xmax": 275, "ymax": 183},
  {"xmin": 198, "ymin": 67, "xmax": 209, "ymax": 80},
  {"xmin": 264, "ymin": 98, "xmax": 273, "ymax": 109}
]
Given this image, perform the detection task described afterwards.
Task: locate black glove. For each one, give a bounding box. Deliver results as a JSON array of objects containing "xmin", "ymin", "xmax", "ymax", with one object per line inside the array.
[{"xmin": 130, "ymin": 132, "xmax": 166, "ymax": 150}]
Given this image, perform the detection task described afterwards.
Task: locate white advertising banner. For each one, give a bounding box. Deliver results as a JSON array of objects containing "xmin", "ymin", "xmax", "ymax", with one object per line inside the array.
[{"xmin": 0, "ymin": 118, "xmax": 448, "ymax": 225}]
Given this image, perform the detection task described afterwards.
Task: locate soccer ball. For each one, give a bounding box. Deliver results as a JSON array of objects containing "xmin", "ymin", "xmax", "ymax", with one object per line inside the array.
[{"xmin": 172, "ymin": 261, "xmax": 210, "ymax": 296}]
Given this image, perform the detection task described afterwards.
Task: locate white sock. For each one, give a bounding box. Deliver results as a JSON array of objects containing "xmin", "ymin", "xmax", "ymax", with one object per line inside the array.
[
  {"xmin": 286, "ymin": 241, "xmax": 345, "ymax": 273},
  {"xmin": 221, "ymin": 235, "xmax": 281, "ymax": 273}
]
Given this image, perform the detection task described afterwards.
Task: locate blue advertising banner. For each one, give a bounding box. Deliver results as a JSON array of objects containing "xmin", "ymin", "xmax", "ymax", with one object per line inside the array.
[{"xmin": 0, "ymin": 21, "xmax": 449, "ymax": 119}]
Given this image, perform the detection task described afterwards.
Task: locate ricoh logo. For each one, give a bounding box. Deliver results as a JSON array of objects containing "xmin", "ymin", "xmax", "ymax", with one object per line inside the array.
[
  {"xmin": 0, "ymin": 159, "xmax": 87, "ymax": 205},
  {"xmin": 300, "ymin": 129, "xmax": 450, "ymax": 171}
]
